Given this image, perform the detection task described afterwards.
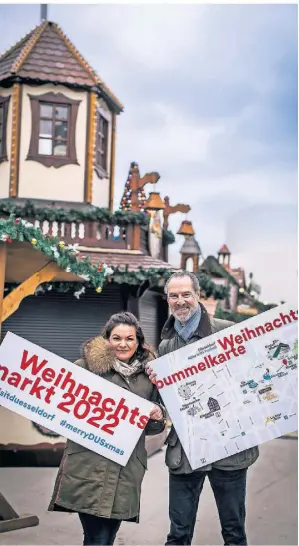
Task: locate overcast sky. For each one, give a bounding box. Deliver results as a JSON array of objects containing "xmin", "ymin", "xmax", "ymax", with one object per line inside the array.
[{"xmin": 0, "ymin": 4, "xmax": 297, "ymax": 304}]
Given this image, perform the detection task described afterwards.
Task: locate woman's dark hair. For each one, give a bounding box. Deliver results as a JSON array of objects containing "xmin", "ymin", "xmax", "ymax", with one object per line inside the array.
[{"xmin": 101, "ymin": 311, "xmax": 154, "ymax": 362}]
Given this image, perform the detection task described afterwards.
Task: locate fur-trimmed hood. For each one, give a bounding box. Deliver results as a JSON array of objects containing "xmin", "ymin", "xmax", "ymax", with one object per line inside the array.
[{"xmin": 79, "ymin": 336, "xmax": 155, "ymax": 376}]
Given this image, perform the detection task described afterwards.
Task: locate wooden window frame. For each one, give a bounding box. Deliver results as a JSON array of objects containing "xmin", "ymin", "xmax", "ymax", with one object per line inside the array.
[
  {"xmin": 0, "ymin": 95, "xmax": 10, "ymax": 164},
  {"xmin": 94, "ymin": 110, "xmax": 109, "ymax": 179},
  {"xmin": 27, "ymin": 92, "xmax": 81, "ymax": 168}
]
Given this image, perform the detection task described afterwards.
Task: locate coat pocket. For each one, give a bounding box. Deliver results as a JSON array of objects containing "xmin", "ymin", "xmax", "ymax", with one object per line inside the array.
[{"xmin": 165, "ymin": 441, "xmax": 183, "ymax": 470}]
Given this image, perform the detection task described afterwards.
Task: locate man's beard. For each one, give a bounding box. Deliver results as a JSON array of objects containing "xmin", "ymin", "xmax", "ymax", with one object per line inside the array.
[{"xmin": 172, "ymin": 304, "xmax": 197, "ymax": 323}]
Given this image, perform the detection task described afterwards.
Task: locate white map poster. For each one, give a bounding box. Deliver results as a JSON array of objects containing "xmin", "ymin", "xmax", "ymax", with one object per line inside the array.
[{"xmin": 151, "ymin": 303, "xmax": 298, "ymax": 470}]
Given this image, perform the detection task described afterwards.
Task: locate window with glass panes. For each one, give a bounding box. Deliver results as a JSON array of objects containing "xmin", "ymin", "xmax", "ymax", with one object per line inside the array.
[
  {"xmin": 38, "ymin": 103, "xmax": 69, "ymax": 156},
  {"xmin": 27, "ymin": 92, "xmax": 79, "ymax": 167},
  {"xmin": 95, "ymin": 113, "xmax": 108, "ymax": 171}
]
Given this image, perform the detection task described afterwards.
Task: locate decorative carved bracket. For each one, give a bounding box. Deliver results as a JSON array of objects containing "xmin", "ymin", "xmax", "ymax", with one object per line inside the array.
[
  {"xmin": 163, "ymin": 196, "xmax": 191, "ymax": 230},
  {"xmin": 2, "ymin": 262, "xmax": 63, "ymax": 323},
  {"xmin": 130, "ymin": 166, "xmax": 160, "ymax": 212}
]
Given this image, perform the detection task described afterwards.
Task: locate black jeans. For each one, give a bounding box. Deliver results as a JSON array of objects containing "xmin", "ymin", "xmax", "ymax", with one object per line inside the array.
[
  {"xmin": 166, "ymin": 467, "xmax": 247, "ymax": 545},
  {"xmin": 78, "ymin": 512, "xmax": 122, "ymax": 545}
]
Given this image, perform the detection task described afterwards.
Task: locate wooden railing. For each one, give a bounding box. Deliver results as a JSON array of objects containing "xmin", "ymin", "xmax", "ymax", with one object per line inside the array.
[
  {"xmin": 1, "ymin": 214, "xmax": 168, "ymax": 257},
  {"xmin": 29, "ymin": 219, "xmax": 135, "ymax": 250}
]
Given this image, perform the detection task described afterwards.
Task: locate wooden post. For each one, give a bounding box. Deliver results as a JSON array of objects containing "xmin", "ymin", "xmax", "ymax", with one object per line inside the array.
[
  {"xmin": 109, "ymin": 112, "xmax": 117, "ymax": 212},
  {"xmin": 162, "ymin": 245, "xmax": 169, "ymax": 263},
  {"xmin": 132, "ymin": 225, "xmax": 140, "ymax": 250},
  {"xmin": 84, "ymin": 91, "xmax": 96, "ymax": 204},
  {"xmin": 0, "ymin": 242, "xmax": 7, "ymax": 340}
]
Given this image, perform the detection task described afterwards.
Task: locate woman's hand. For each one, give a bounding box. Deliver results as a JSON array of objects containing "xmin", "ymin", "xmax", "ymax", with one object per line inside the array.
[
  {"xmin": 146, "ymin": 364, "xmax": 158, "ymax": 384},
  {"xmin": 149, "ymin": 405, "xmax": 164, "ymax": 421}
]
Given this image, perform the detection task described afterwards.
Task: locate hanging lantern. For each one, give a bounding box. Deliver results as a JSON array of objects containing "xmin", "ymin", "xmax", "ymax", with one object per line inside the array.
[
  {"xmin": 177, "ymin": 220, "xmax": 195, "ymax": 238},
  {"xmin": 144, "ymin": 192, "xmax": 166, "ymax": 211}
]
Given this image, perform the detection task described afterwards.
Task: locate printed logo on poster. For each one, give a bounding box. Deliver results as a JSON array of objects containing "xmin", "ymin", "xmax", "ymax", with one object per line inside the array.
[{"xmin": 0, "ymin": 332, "xmax": 155, "ymax": 466}]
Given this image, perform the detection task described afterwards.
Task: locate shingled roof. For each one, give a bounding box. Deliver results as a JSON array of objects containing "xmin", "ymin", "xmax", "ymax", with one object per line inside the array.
[
  {"xmin": 218, "ymin": 244, "xmax": 230, "ymax": 254},
  {"xmin": 0, "ymin": 21, "xmax": 123, "ymax": 112},
  {"xmin": 83, "ymin": 251, "xmax": 175, "ymax": 272},
  {"xmin": 180, "ymin": 236, "xmax": 201, "ymax": 256},
  {"xmin": 200, "ymin": 255, "xmax": 239, "ymax": 286}
]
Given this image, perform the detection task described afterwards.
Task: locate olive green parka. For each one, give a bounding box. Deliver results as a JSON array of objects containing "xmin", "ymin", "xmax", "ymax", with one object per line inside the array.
[{"xmin": 49, "ymin": 336, "xmax": 165, "ymax": 521}]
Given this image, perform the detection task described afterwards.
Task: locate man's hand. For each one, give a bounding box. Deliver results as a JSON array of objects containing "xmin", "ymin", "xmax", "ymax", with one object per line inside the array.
[
  {"xmin": 149, "ymin": 405, "xmax": 163, "ymax": 421},
  {"xmin": 146, "ymin": 364, "xmax": 158, "ymax": 384}
]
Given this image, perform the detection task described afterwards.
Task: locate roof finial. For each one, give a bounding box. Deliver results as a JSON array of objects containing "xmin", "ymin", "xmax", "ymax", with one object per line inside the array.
[{"xmin": 40, "ymin": 4, "xmax": 48, "ymax": 21}]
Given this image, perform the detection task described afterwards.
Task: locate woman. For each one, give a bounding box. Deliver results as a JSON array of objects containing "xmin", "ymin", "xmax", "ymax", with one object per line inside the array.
[{"xmin": 49, "ymin": 312, "xmax": 165, "ymax": 545}]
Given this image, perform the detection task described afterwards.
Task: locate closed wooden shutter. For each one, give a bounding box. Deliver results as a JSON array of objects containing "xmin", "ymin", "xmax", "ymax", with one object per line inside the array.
[{"xmin": 1, "ymin": 284, "xmax": 123, "ymax": 362}]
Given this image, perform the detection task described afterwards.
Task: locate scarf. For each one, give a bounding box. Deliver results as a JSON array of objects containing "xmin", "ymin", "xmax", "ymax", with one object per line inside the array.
[
  {"xmin": 174, "ymin": 305, "xmax": 202, "ymax": 343},
  {"xmin": 112, "ymin": 357, "xmax": 144, "ymax": 381}
]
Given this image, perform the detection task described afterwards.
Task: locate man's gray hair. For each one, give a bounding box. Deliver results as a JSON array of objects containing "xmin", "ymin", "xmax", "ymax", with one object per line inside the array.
[{"xmin": 164, "ymin": 271, "xmax": 200, "ymax": 295}]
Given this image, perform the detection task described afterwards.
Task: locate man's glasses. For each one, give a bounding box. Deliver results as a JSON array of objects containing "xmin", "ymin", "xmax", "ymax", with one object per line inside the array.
[{"xmin": 167, "ymin": 292, "xmax": 195, "ymax": 302}]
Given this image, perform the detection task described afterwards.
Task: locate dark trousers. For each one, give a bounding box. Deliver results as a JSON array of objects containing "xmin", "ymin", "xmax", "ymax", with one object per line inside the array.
[
  {"xmin": 166, "ymin": 467, "xmax": 247, "ymax": 546},
  {"xmin": 78, "ymin": 512, "xmax": 122, "ymax": 545}
]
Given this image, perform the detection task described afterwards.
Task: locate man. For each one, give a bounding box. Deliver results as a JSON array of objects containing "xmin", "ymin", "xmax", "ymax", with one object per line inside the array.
[{"xmin": 147, "ymin": 271, "xmax": 259, "ymax": 546}]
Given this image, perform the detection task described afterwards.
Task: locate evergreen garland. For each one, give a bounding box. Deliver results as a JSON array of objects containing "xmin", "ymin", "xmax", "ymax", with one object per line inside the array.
[
  {"xmin": 214, "ymin": 307, "xmax": 250, "ymax": 323},
  {"xmin": 1, "ymin": 215, "xmax": 226, "ymax": 300},
  {"xmin": 0, "ymin": 200, "xmax": 175, "ymax": 245},
  {"xmin": 0, "ymin": 216, "xmax": 113, "ymax": 293},
  {"xmin": 0, "ymin": 200, "xmax": 149, "ymax": 226},
  {"xmin": 197, "ymin": 272, "xmax": 230, "ymax": 300},
  {"xmin": 4, "ymin": 268, "xmax": 229, "ymax": 300},
  {"xmin": 162, "ymin": 229, "xmax": 176, "ymax": 246}
]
